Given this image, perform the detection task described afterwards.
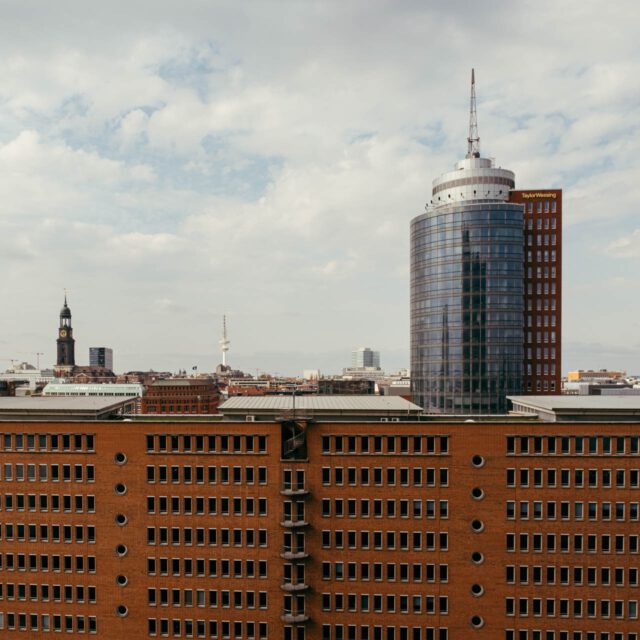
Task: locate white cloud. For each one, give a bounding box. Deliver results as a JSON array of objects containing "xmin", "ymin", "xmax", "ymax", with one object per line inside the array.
[
  {"xmin": 117, "ymin": 109, "xmax": 150, "ymax": 148},
  {"xmin": 0, "ymin": 131, "xmax": 156, "ymax": 220},
  {"xmin": 606, "ymin": 230, "xmax": 640, "ymax": 258},
  {"xmin": 0, "ymin": 0, "xmax": 639, "ymax": 373},
  {"xmin": 106, "ymin": 232, "xmax": 187, "ymax": 259}
]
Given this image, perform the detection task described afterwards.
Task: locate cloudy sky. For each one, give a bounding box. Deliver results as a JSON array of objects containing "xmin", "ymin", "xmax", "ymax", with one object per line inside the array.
[{"xmin": 0, "ymin": 0, "xmax": 639, "ymax": 376}]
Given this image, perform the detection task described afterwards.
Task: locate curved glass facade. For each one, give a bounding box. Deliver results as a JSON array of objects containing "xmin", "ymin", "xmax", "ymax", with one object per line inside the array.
[{"xmin": 411, "ymin": 201, "xmax": 524, "ymax": 414}]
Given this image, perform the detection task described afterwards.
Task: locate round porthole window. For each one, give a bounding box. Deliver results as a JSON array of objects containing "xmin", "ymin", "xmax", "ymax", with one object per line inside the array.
[
  {"xmin": 115, "ymin": 513, "xmax": 127, "ymax": 526},
  {"xmin": 471, "ymin": 487, "xmax": 484, "ymax": 500},
  {"xmin": 470, "ymin": 551, "xmax": 484, "ymax": 564},
  {"xmin": 116, "ymin": 575, "xmax": 128, "ymax": 587},
  {"xmin": 116, "ymin": 604, "xmax": 128, "ymax": 617},
  {"xmin": 470, "ymin": 583, "xmax": 484, "ymax": 597},
  {"xmin": 471, "ymin": 454, "xmax": 485, "ymax": 468},
  {"xmin": 115, "ymin": 544, "xmax": 128, "ymax": 556},
  {"xmin": 114, "ymin": 452, "xmax": 127, "ymax": 464},
  {"xmin": 470, "ymin": 519, "xmax": 484, "ymax": 532},
  {"xmin": 470, "ymin": 615, "xmax": 484, "ymax": 629},
  {"xmin": 115, "ymin": 483, "xmax": 127, "ymax": 495}
]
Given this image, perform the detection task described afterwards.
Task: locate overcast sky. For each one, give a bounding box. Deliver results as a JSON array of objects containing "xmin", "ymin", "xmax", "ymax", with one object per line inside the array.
[{"xmin": 1, "ymin": 0, "xmax": 639, "ymax": 376}]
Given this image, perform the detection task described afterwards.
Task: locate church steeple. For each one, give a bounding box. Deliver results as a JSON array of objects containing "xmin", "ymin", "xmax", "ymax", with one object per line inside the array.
[
  {"xmin": 60, "ymin": 294, "xmax": 72, "ymax": 328},
  {"xmin": 56, "ymin": 294, "xmax": 75, "ymax": 368}
]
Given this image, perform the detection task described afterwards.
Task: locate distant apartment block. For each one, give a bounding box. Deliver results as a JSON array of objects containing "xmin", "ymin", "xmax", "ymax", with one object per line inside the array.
[
  {"xmin": 351, "ymin": 347, "xmax": 380, "ymax": 369},
  {"xmin": 568, "ymin": 369, "xmax": 626, "ymax": 382},
  {"xmin": 140, "ymin": 377, "xmax": 220, "ymax": 414},
  {"xmin": 318, "ymin": 379, "xmax": 376, "ymax": 395},
  {"xmin": 89, "ymin": 347, "xmax": 114, "ymax": 371}
]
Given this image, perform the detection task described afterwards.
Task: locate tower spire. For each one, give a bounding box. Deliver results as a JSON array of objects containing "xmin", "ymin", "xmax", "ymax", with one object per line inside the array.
[{"xmin": 466, "ymin": 68, "xmax": 480, "ymax": 159}]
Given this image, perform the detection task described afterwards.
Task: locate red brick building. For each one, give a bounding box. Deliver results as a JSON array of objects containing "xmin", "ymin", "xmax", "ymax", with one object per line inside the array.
[
  {"xmin": 68, "ymin": 367, "xmax": 117, "ymax": 384},
  {"xmin": 140, "ymin": 378, "xmax": 220, "ymax": 415},
  {"xmin": 0, "ymin": 381, "xmax": 16, "ymax": 397},
  {"xmin": 509, "ymin": 190, "xmax": 562, "ymax": 395},
  {"xmin": 1, "ymin": 396, "xmax": 639, "ymax": 639}
]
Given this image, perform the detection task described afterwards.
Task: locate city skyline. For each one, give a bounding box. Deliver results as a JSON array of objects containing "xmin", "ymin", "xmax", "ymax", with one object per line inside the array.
[{"xmin": 1, "ymin": 1, "xmax": 639, "ymax": 375}]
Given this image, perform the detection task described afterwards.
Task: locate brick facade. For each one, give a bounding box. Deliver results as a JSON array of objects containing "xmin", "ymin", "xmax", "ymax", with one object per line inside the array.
[
  {"xmin": 0, "ymin": 418, "xmax": 638, "ymax": 639},
  {"xmin": 141, "ymin": 378, "xmax": 220, "ymax": 415},
  {"xmin": 509, "ymin": 190, "xmax": 562, "ymax": 395}
]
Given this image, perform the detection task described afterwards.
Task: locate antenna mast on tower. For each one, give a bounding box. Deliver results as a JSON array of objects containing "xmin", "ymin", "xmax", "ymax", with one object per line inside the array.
[
  {"xmin": 219, "ymin": 315, "xmax": 230, "ymax": 367},
  {"xmin": 466, "ymin": 68, "xmax": 480, "ymax": 159}
]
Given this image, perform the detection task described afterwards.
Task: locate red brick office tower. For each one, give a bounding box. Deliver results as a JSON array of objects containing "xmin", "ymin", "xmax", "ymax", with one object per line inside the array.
[{"xmin": 509, "ymin": 190, "xmax": 562, "ymax": 394}]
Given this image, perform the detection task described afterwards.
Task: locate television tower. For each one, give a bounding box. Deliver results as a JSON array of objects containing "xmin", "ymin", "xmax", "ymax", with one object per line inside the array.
[{"xmin": 219, "ymin": 315, "xmax": 230, "ymax": 367}]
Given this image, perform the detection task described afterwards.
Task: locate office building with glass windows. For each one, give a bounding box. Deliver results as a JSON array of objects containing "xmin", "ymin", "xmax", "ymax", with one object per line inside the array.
[
  {"xmin": 351, "ymin": 349, "xmax": 381, "ymax": 369},
  {"xmin": 410, "ymin": 71, "xmax": 561, "ymax": 413},
  {"xmin": 89, "ymin": 348, "xmax": 113, "ymax": 372}
]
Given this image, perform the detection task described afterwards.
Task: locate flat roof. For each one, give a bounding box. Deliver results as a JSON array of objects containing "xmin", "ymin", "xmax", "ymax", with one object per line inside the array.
[
  {"xmin": 151, "ymin": 379, "xmax": 214, "ymax": 387},
  {"xmin": 219, "ymin": 395, "xmax": 423, "ymax": 419},
  {"xmin": 509, "ymin": 395, "xmax": 640, "ymax": 421},
  {"xmin": 510, "ymin": 395, "xmax": 640, "ymax": 410},
  {"xmin": 0, "ymin": 396, "xmax": 134, "ymax": 421},
  {"xmin": 43, "ymin": 383, "xmax": 143, "ymax": 394}
]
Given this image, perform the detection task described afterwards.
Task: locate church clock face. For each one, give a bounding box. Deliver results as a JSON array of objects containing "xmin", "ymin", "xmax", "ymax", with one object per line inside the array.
[{"xmin": 60, "ymin": 330, "xmax": 67, "ymax": 338}]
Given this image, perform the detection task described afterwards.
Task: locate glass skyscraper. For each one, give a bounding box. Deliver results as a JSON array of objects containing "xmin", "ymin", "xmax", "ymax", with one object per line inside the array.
[{"xmin": 410, "ymin": 71, "xmax": 524, "ymax": 413}]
